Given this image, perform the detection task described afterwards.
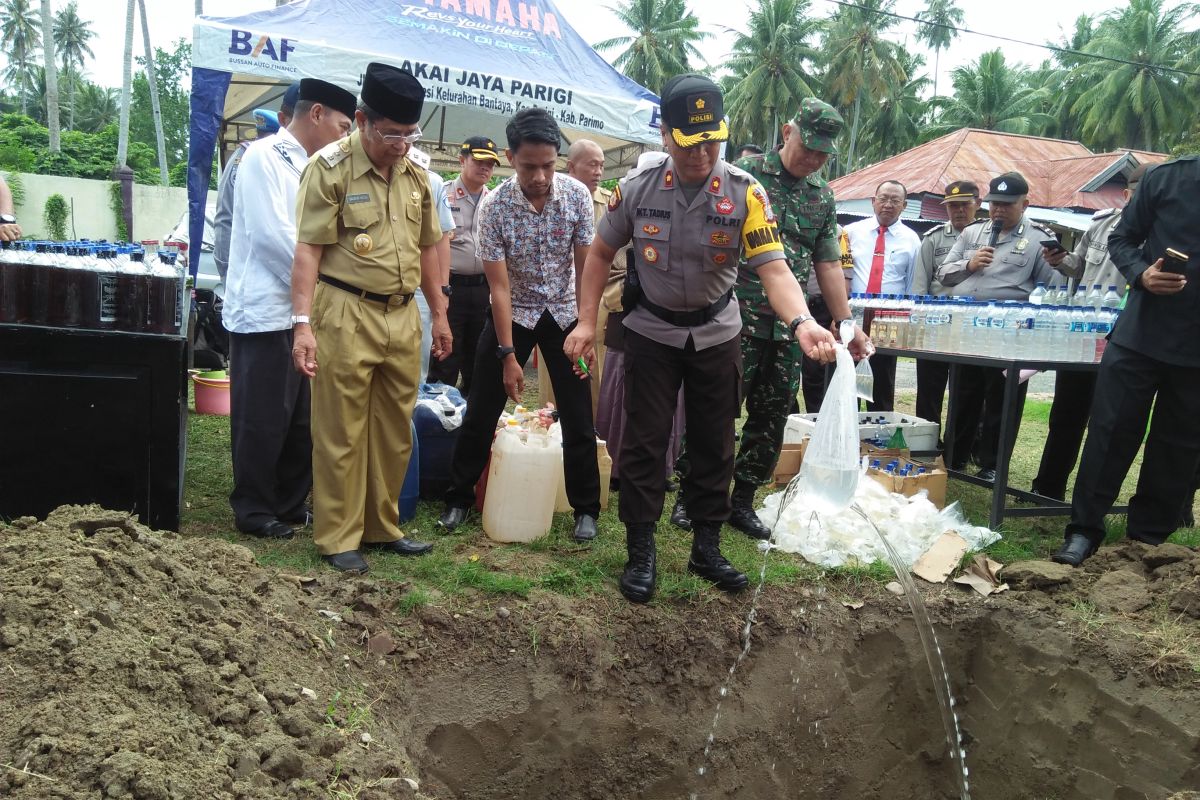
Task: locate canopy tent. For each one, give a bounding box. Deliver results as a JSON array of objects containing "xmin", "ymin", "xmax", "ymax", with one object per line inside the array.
[{"xmin": 187, "ymin": 0, "xmax": 662, "ymax": 275}]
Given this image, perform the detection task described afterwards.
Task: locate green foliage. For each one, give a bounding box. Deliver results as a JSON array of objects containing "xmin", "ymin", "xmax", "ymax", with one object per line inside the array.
[
  {"xmin": 592, "ymin": 0, "xmax": 708, "ymax": 94},
  {"xmin": 926, "ymin": 50, "xmax": 1055, "ymax": 137},
  {"xmin": 108, "ymin": 181, "xmax": 127, "ymax": 241},
  {"xmin": 43, "ymin": 192, "xmax": 68, "ymax": 240},
  {"xmin": 3, "ymin": 170, "xmax": 24, "ymax": 209},
  {"xmin": 0, "ymin": 114, "xmax": 160, "ymax": 184},
  {"xmin": 130, "ymin": 39, "xmax": 191, "ymax": 170}
]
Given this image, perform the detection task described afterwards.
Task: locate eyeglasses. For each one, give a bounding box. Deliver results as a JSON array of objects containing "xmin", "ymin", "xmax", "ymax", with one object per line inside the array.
[
  {"xmin": 370, "ymin": 123, "xmax": 422, "ymax": 145},
  {"xmin": 874, "ymin": 197, "xmax": 904, "ymax": 207}
]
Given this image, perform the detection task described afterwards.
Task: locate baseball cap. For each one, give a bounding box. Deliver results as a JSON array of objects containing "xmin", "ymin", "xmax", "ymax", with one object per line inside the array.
[
  {"xmin": 794, "ymin": 98, "xmax": 843, "ymax": 155},
  {"xmin": 941, "ymin": 180, "xmax": 979, "ymax": 203},
  {"xmin": 252, "ymin": 108, "xmax": 280, "ymax": 136},
  {"xmin": 280, "ymin": 82, "xmax": 301, "ymax": 115},
  {"xmin": 984, "ymin": 172, "xmax": 1029, "ymax": 202},
  {"xmin": 460, "ymin": 135, "xmax": 501, "ymax": 163},
  {"xmin": 659, "ymin": 73, "xmax": 728, "ymax": 148}
]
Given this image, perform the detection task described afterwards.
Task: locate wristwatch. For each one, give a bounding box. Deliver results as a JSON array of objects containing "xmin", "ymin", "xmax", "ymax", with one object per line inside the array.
[
  {"xmin": 788, "ymin": 315, "xmax": 815, "ymax": 337},
  {"xmin": 440, "ymin": 284, "xmax": 453, "ymax": 297},
  {"xmin": 0, "ymin": 214, "xmax": 16, "ymax": 225},
  {"xmin": 290, "ymin": 314, "xmax": 310, "ymax": 326},
  {"xmin": 496, "ymin": 345, "xmax": 516, "ymax": 360}
]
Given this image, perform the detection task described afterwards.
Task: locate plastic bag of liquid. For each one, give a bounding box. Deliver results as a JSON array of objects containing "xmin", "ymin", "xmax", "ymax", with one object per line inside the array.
[
  {"xmin": 840, "ymin": 320, "xmax": 873, "ymax": 402},
  {"xmin": 782, "ymin": 343, "xmax": 861, "ymax": 515}
]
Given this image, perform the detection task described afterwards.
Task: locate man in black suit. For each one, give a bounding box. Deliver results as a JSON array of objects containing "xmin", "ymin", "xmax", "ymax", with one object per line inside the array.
[{"xmin": 1054, "ymin": 155, "xmax": 1200, "ymax": 566}]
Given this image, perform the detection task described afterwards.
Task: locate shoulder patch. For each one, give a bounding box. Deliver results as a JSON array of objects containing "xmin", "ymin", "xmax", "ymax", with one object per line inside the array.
[
  {"xmin": 922, "ymin": 225, "xmax": 942, "ymax": 239},
  {"xmin": 607, "ymin": 184, "xmax": 622, "ymax": 212},
  {"xmin": 318, "ymin": 137, "xmax": 351, "ymax": 168},
  {"xmin": 1091, "ymin": 207, "xmax": 1118, "ymax": 220},
  {"xmin": 1031, "ymin": 221, "xmax": 1056, "ymax": 237}
]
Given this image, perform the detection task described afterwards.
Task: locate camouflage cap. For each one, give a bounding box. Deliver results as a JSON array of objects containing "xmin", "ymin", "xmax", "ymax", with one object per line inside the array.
[{"xmin": 795, "ymin": 98, "xmax": 843, "ymax": 155}]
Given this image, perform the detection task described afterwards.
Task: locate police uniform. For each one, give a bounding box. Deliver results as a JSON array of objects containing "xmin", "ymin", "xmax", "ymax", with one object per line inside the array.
[
  {"xmin": 427, "ymin": 136, "xmax": 499, "ymax": 395},
  {"xmin": 938, "ymin": 174, "xmax": 1062, "ymax": 473},
  {"xmin": 294, "ymin": 64, "xmax": 441, "ymax": 561}
]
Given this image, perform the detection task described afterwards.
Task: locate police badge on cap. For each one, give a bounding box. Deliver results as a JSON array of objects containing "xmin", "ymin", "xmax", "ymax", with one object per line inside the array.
[
  {"xmin": 361, "ymin": 62, "xmax": 424, "ymax": 124},
  {"xmin": 660, "ymin": 73, "xmax": 728, "ymax": 148}
]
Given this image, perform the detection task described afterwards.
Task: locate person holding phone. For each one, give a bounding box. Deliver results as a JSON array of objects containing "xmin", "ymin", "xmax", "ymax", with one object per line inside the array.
[{"xmin": 1054, "ymin": 155, "xmax": 1200, "ymax": 566}]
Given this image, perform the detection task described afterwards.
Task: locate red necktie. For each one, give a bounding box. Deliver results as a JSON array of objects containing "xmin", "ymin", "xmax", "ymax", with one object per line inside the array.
[{"xmin": 866, "ymin": 225, "xmax": 886, "ymax": 294}]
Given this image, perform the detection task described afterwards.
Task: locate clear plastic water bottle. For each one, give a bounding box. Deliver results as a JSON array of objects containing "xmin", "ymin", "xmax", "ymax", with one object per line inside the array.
[
  {"xmin": 1050, "ymin": 305, "xmax": 1071, "ymax": 359},
  {"xmin": 1069, "ymin": 306, "xmax": 1090, "ymax": 362},
  {"xmin": 1101, "ymin": 285, "xmax": 1121, "ymax": 310},
  {"xmin": 1013, "ymin": 303, "xmax": 1033, "ymax": 358},
  {"xmin": 1032, "ymin": 304, "xmax": 1053, "ymax": 360},
  {"xmin": 1000, "ymin": 301, "xmax": 1020, "ymax": 356},
  {"xmin": 981, "ymin": 300, "xmax": 1000, "ymax": 356},
  {"xmin": 1072, "ymin": 283, "xmax": 1089, "ymax": 308},
  {"xmin": 1092, "ymin": 308, "xmax": 1115, "ymax": 362},
  {"xmin": 1086, "ymin": 283, "xmax": 1103, "ymax": 311},
  {"xmin": 1029, "ymin": 282, "xmax": 1047, "ymax": 306}
]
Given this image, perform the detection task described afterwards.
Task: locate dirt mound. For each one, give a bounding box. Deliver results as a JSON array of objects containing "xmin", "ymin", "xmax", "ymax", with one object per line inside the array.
[
  {"xmin": 2, "ymin": 508, "xmax": 1198, "ymax": 799},
  {"xmin": 0, "ymin": 506, "xmax": 423, "ymax": 799}
]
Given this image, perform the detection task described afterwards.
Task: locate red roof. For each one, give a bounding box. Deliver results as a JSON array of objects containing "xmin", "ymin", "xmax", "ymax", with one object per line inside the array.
[{"xmin": 830, "ymin": 129, "xmax": 1167, "ymax": 211}]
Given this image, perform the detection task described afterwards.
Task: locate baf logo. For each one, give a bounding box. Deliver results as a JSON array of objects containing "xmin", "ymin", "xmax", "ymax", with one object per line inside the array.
[{"xmin": 229, "ymin": 30, "xmax": 296, "ymax": 62}]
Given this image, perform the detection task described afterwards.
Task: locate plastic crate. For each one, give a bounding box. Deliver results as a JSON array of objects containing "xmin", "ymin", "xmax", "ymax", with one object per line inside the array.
[{"xmin": 783, "ymin": 411, "xmax": 939, "ymax": 452}]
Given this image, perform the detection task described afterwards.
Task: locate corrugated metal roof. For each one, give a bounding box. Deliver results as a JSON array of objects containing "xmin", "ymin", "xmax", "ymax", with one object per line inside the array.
[{"xmin": 829, "ymin": 129, "xmax": 1167, "ymax": 211}]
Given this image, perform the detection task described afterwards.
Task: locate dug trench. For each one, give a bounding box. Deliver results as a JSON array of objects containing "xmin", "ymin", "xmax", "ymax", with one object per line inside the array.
[{"xmin": 1, "ymin": 507, "xmax": 1198, "ymax": 799}]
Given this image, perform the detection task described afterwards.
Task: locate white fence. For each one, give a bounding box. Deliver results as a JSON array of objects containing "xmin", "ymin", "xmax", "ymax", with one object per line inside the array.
[{"xmin": 6, "ymin": 172, "xmax": 188, "ymax": 243}]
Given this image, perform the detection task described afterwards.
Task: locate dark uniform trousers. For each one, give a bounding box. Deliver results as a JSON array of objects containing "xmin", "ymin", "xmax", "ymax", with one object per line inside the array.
[
  {"xmin": 915, "ymin": 359, "xmax": 949, "ymax": 439},
  {"xmin": 445, "ymin": 310, "xmax": 600, "ymax": 517},
  {"xmin": 228, "ymin": 329, "xmax": 312, "ymax": 531},
  {"xmin": 947, "ymin": 365, "xmax": 1027, "ymax": 471},
  {"xmin": 800, "ymin": 294, "xmax": 834, "ymax": 412},
  {"xmin": 426, "ymin": 277, "xmax": 489, "ymax": 397},
  {"xmin": 620, "ymin": 329, "xmax": 741, "ymax": 525},
  {"xmin": 1068, "ymin": 343, "xmax": 1200, "ymax": 545},
  {"xmin": 735, "ymin": 333, "xmax": 803, "ymax": 486},
  {"xmin": 1031, "ymin": 370, "xmax": 1098, "ymax": 500},
  {"xmin": 866, "ymin": 352, "xmax": 898, "ymax": 412}
]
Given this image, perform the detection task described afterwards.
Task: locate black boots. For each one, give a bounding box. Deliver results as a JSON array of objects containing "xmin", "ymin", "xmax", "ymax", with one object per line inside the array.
[
  {"xmin": 688, "ymin": 523, "xmax": 749, "ymax": 592},
  {"xmin": 619, "ymin": 523, "xmax": 657, "ymax": 603},
  {"xmin": 727, "ymin": 480, "xmax": 770, "ymax": 540},
  {"xmin": 669, "ymin": 494, "xmax": 692, "ymax": 531}
]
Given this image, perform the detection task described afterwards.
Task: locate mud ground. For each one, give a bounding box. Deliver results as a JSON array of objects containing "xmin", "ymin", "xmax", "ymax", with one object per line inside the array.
[{"xmin": 1, "ymin": 506, "xmax": 1197, "ymax": 799}]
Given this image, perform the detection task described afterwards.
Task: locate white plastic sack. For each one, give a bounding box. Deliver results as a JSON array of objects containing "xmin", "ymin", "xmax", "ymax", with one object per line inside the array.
[
  {"xmin": 415, "ymin": 391, "xmax": 464, "ymax": 431},
  {"xmin": 787, "ymin": 344, "xmax": 860, "ymax": 514}
]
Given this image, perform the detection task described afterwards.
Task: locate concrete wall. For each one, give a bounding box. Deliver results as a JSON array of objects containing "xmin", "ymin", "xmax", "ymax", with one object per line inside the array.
[{"xmin": 4, "ymin": 172, "xmax": 187, "ymax": 243}]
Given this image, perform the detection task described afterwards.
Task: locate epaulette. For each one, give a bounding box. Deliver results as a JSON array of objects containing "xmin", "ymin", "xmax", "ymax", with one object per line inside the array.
[
  {"xmin": 1091, "ymin": 207, "xmax": 1118, "ymax": 221},
  {"xmin": 922, "ymin": 222, "xmax": 952, "ymax": 239},
  {"xmin": 724, "ymin": 162, "xmax": 755, "ymax": 183},
  {"xmin": 318, "ymin": 137, "xmax": 351, "ymax": 168},
  {"xmin": 1030, "ymin": 221, "xmax": 1056, "ymax": 237},
  {"xmin": 963, "ymin": 219, "xmax": 988, "ymax": 229}
]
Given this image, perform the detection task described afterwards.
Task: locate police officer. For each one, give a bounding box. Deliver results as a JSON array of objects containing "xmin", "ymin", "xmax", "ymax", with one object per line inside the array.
[
  {"xmin": 673, "ymin": 98, "xmax": 870, "ymax": 540},
  {"xmin": 566, "ymin": 74, "xmax": 837, "ymax": 603},
  {"xmin": 290, "ymin": 63, "xmax": 452, "ymax": 574},
  {"xmin": 427, "ymin": 136, "xmax": 500, "ymax": 395},
  {"xmin": 912, "ymin": 180, "xmax": 980, "ymax": 441},
  {"xmin": 938, "ymin": 171, "xmax": 1061, "ymax": 480}
]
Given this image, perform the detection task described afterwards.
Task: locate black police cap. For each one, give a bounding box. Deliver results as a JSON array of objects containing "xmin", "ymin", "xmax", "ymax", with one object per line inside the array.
[{"xmin": 659, "ymin": 73, "xmax": 728, "ymax": 147}]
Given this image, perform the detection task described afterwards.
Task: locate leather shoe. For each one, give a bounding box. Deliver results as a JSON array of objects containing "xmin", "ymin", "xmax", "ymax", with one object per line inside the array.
[
  {"xmin": 246, "ymin": 520, "xmax": 295, "ymax": 540},
  {"xmin": 323, "ymin": 550, "xmax": 369, "ymax": 574},
  {"xmin": 976, "ymin": 468, "xmax": 996, "ymax": 483},
  {"xmin": 669, "ymin": 497, "xmax": 692, "ymax": 531},
  {"xmin": 1051, "ymin": 533, "xmax": 1098, "ymax": 567},
  {"xmin": 366, "ymin": 538, "xmax": 434, "ymax": 556},
  {"xmin": 573, "ymin": 514, "xmax": 597, "ymax": 542},
  {"xmin": 281, "ymin": 506, "xmax": 313, "ymax": 526},
  {"xmin": 438, "ymin": 505, "xmax": 469, "ymax": 531}
]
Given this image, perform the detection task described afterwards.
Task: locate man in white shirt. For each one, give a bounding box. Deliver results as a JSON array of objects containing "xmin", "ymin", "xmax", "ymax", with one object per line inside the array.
[
  {"xmin": 224, "ymin": 79, "xmax": 356, "ymax": 539},
  {"xmin": 406, "ymin": 145, "xmax": 455, "ymax": 383},
  {"xmin": 843, "ymin": 179, "xmax": 921, "ymax": 410}
]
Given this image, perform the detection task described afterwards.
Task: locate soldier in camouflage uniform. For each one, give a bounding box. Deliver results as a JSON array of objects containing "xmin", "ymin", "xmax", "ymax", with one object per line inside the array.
[{"xmin": 672, "ymin": 98, "xmax": 872, "ymax": 538}]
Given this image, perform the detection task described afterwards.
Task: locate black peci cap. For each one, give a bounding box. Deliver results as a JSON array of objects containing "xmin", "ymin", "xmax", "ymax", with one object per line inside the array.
[
  {"xmin": 298, "ymin": 78, "xmax": 357, "ymax": 120},
  {"xmin": 659, "ymin": 73, "xmax": 728, "ymax": 148},
  {"xmin": 361, "ymin": 62, "xmax": 424, "ymax": 125}
]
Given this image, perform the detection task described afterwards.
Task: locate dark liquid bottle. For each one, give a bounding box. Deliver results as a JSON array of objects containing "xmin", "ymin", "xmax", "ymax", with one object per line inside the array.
[
  {"xmin": 146, "ymin": 251, "xmax": 180, "ymax": 335},
  {"xmin": 0, "ymin": 241, "xmax": 32, "ymax": 324},
  {"xmin": 97, "ymin": 248, "xmax": 118, "ymax": 330},
  {"xmin": 47, "ymin": 245, "xmax": 86, "ymax": 328},
  {"xmin": 116, "ymin": 249, "xmax": 149, "ymax": 333},
  {"xmin": 75, "ymin": 247, "xmax": 101, "ymax": 329},
  {"xmin": 28, "ymin": 243, "xmax": 54, "ymax": 326}
]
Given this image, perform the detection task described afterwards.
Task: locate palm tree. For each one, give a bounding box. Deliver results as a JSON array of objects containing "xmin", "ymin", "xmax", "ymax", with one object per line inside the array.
[
  {"xmin": 821, "ymin": 0, "xmax": 906, "ymax": 174},
  {"xmin": 39, "ymin": 0, "xmax": 60, "ymax": 152},
  {"xmin": 74, "ymin": 81, "xmax": 118, "ymax": 132},
  {"xmin": 723, "ymin": 0, "xmax": 821, "ymax": 149},
  {"xmin": 927, "ymin": 50, "xmax": 1054, "ymax": 136},
  {"xmin": 54, "ymin": 0, "xmax": 95, "ymax": 130},
  {"xmin": 914, "ymin": 0, "xmax": 963, "ymax": 98},
  {"xmin": 117, "ymin": 0, "xmax": 134, "ymax": 168},
  {"xmin": 593, "ymin": 0, "xmax": 707, "ymax": 93},
  {"xmin": 1, "ymin": 0, "xmax": 41, "ymax": 116},
  {"xmin": 1070, "ymin": 0, "xmax": 1200, "ymax": 152},
  {"xmin": 860, "ymin": 51, "xmax": 932, "ymax": 161},
  {"xmin": 137, "ymin": 0, "xmax": 169, "ymax": 184}
]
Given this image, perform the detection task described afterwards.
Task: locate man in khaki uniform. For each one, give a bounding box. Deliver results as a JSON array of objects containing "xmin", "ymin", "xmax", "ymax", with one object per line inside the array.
[{"xmin": 290, "ymin": 62, "xmax": 452, "ymax": 574}]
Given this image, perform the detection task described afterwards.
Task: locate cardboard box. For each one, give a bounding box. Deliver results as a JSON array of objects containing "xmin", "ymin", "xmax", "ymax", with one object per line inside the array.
[
  {"xmin": 771, "ymin": 440, "xmax": 808, "ymax": 487},
  {"xmin": 865, "ymin": 455, "xmax": 947, "ymax": 508}
]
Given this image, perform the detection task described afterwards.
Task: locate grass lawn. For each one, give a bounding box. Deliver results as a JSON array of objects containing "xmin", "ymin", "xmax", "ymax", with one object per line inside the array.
[{"xmin": 182, "ymin": 370, "xmax": 1199, "ymax": 605}]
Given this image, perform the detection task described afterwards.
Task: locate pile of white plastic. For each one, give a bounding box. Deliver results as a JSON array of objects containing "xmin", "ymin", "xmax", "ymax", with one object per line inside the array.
[{"xmin": 759, "ymin": 476, "xmax": 1000, "ymax": 568}]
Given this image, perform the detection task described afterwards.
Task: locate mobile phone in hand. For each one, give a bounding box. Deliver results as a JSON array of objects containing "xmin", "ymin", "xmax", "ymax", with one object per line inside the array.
[
  {"xmin": 1161, "ymin": 248, "xmax": 1189, "ymax": 274},
  {"xmin": 1040, "ymin": 238, "xmax": 1066, "ymax": 254}
]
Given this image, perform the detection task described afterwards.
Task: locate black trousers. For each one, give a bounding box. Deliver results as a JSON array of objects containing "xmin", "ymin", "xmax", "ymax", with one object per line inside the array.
[
  {"xmin": 228, "ymin": 329, "xmax": 312, "ymax": 531},
  {"xmin": 865, "ymin": 352, "xmax": 897, "ymax": 412},
  {"xmin": 1067, "ymin": 343, "xmax": 1200, "ymax": 545},
  {"xmin": 800, "ymin": 294, "xmax": 834, "ymax": 413},
  {"xmin": 915, "ymin": 359, "xmax": 949, "ymax": 439},
  {"xmin": 1032, "ymin": 370, "xmax": 1098, "ymax": 500},
  {"xmin": 445, "ymin": 311, "xmax": 599, "ymax": 517},
  {"xmin": 426, "ymin": 279, "xmax": 490, "ymax": 397},
  {"xmin": 947, "ymin": 364, "xmax": 1027, "ymax": 471},
  {"xmin": 621, "ymin": 329, "xmax": 741, "ymax": 526}
]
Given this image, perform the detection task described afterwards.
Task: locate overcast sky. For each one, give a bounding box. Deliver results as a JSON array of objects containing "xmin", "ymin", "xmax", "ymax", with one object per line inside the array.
[{"xmin": 34, "ymin": 0, "xmax": 1195, "ymax": 93}]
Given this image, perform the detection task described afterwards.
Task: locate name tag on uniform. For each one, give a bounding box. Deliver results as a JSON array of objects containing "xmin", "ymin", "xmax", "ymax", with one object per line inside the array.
[{"xmin": 347, "ymin": 193, "xmax": 370, "ymax": 204}]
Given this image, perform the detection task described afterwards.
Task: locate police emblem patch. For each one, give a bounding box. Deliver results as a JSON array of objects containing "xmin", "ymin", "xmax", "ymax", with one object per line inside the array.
[
  {"xmin": 710, "ymin": 231, "xmax": 731, "ymax": 246},
  {"xmin": 716, "ymin": 197, "xmax": 735, "ymax": 215},
  {"xmin": 353, "ymin": 233, "xmax": 373, "ymax": 254},
  {"xmin": 608, "ymin": 186, "xmax": 622, "ymax": 211},
  {"xmin": 751, "ymin": 185, "xmax": 776, "ymax": 223},
  {"xmin": 709, "ymin": 176, "xmax": 722, "ymax": 194},
  {"xmin": 713, "ymin": 252, "xmax": 728, "ymax": 265},
  {"xmin": 642, "ymin": 224, "xmax": 661, "ymax": 236},
  {"xmin": 642, "ymin": 245, "xmax": 660, "ymax": 263},
  {"xmin": 663, "ymin": 170, "xmax": 674, "ymax": 189}
]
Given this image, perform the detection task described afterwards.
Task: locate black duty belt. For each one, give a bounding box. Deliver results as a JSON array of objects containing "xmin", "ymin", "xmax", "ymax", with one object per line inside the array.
[
  {"xmin": 638, "ymin": 289, "xmax": 733, "ymax": 327},
  {"xmin": 319, "ymin": 274, "xmax": 413, "ymax": 305},
  {"xmin": 449, "ymin": 273, "xmax": 488, "ymax": 287}
]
